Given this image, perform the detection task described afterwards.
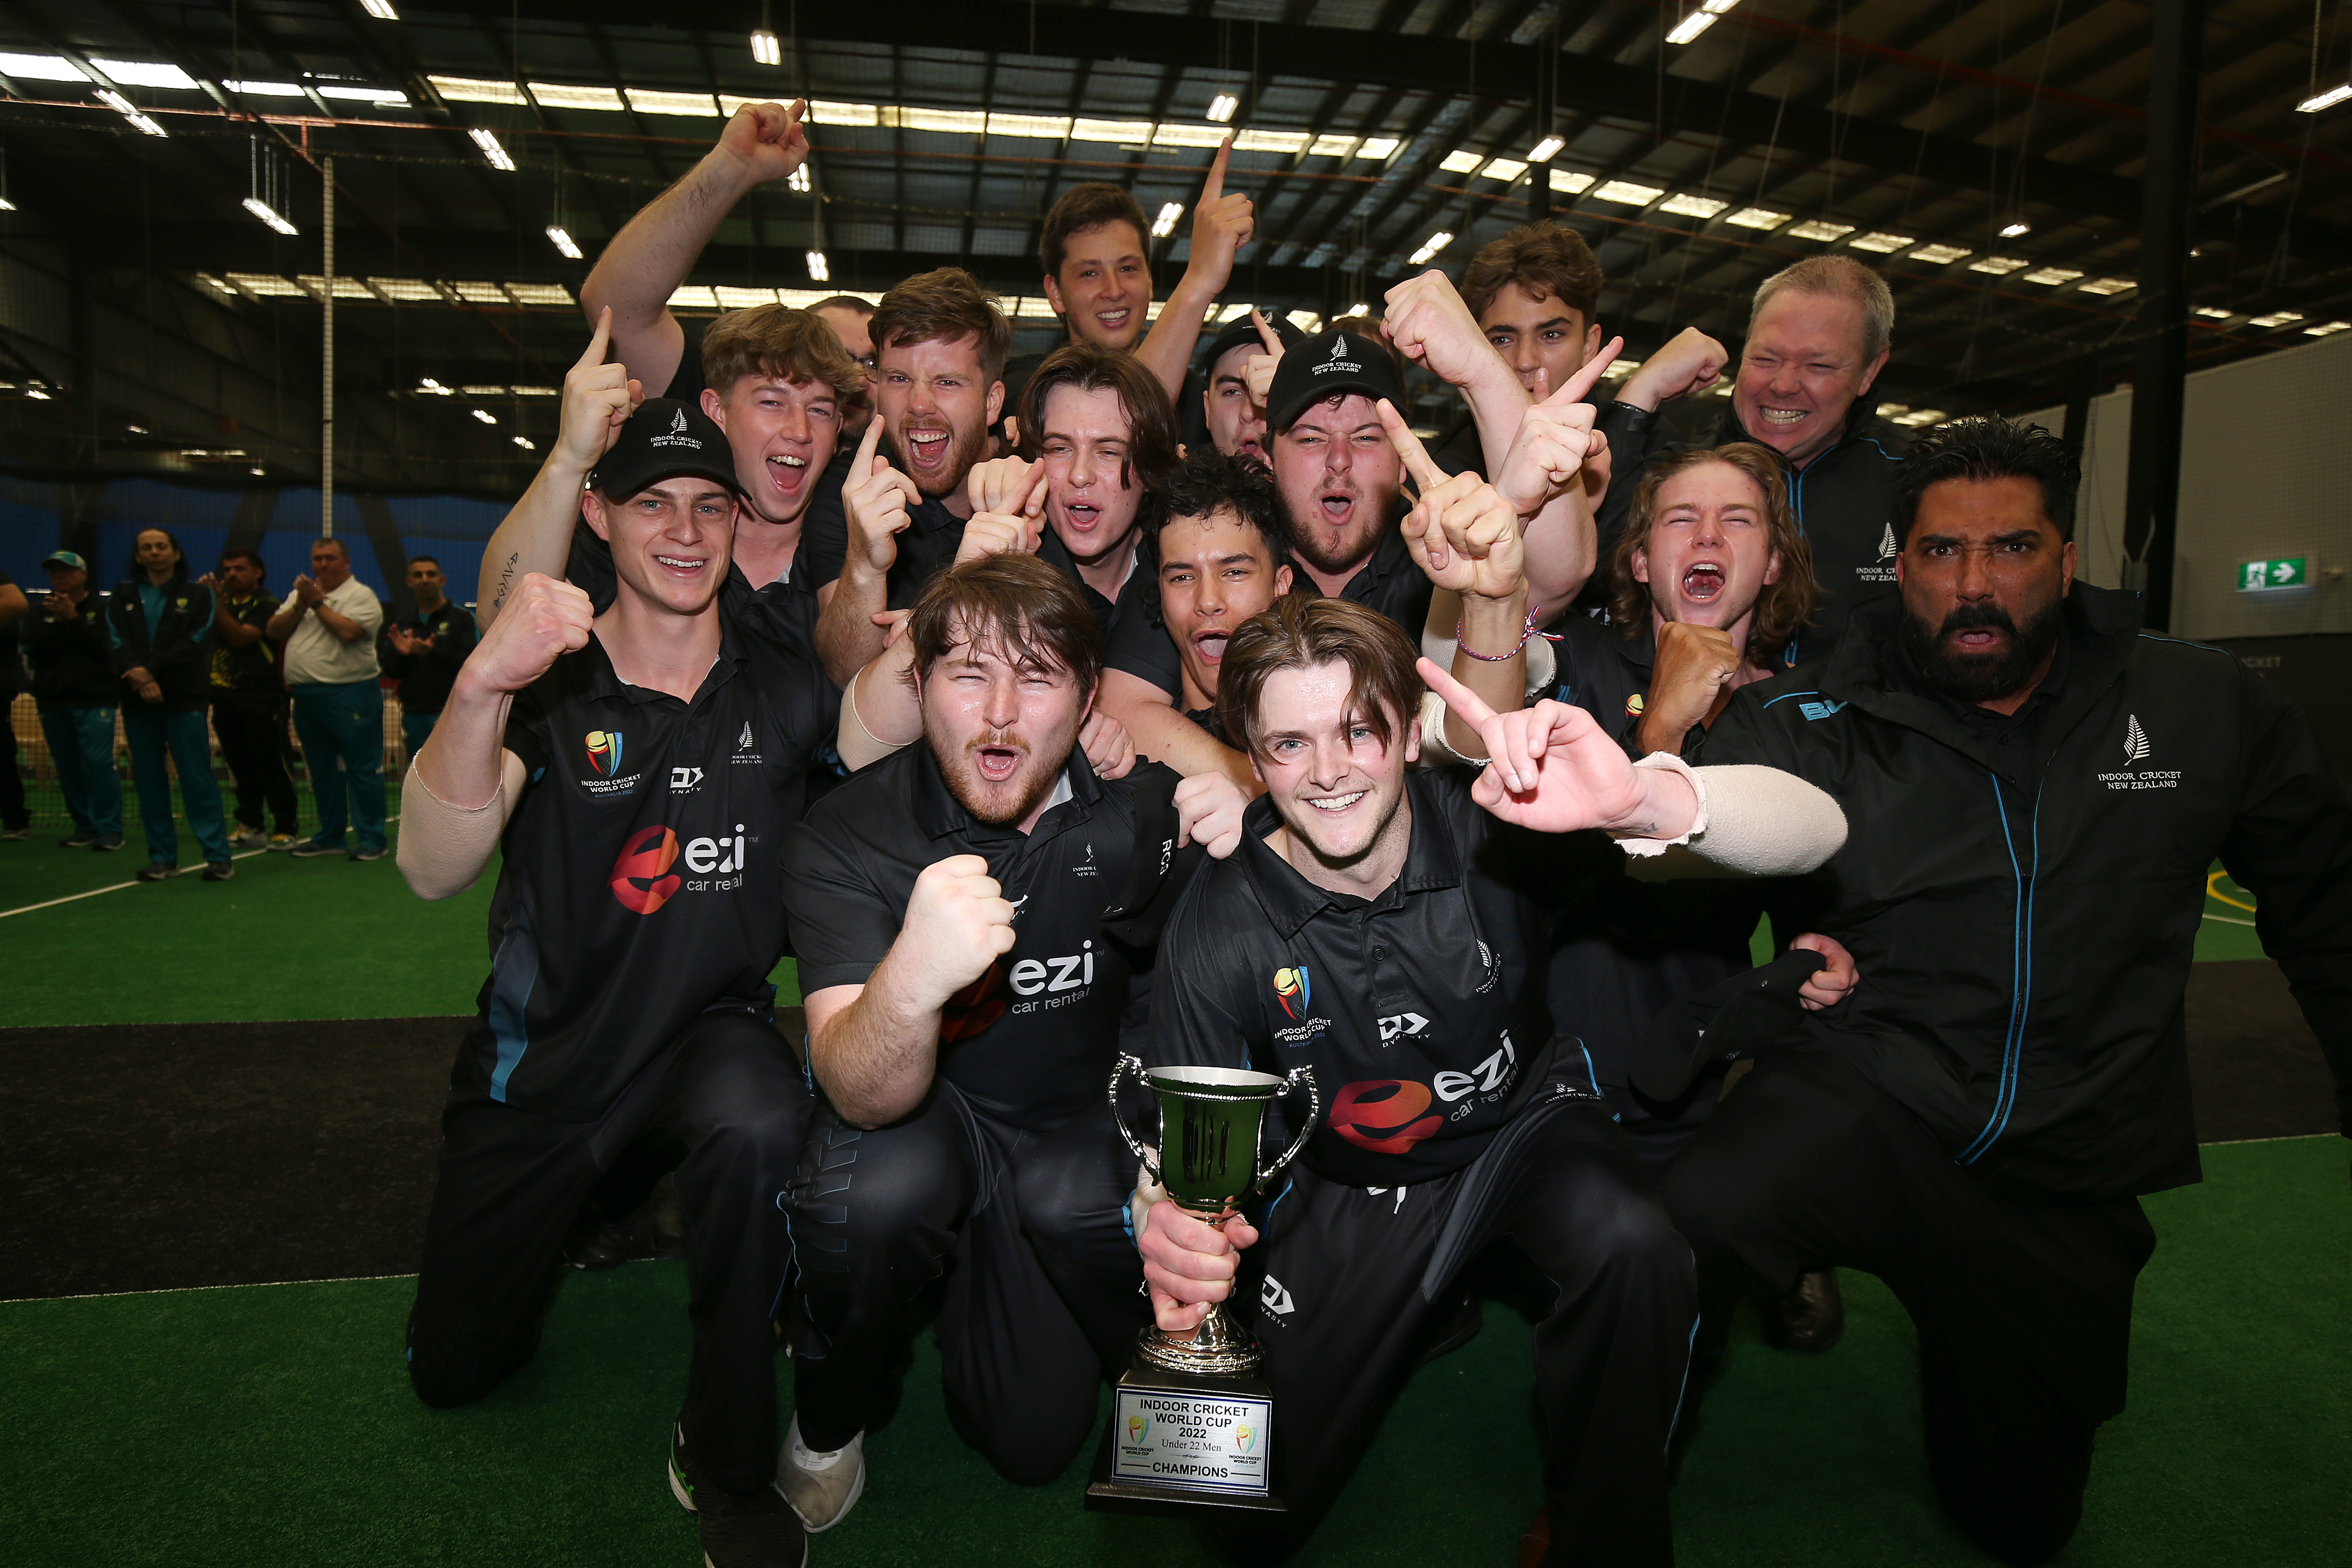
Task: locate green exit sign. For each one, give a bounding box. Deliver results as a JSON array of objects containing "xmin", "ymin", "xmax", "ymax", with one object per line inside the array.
[{"xmin": 2239, "ymin": 557, "xmax": 2308, "ymax": 591}]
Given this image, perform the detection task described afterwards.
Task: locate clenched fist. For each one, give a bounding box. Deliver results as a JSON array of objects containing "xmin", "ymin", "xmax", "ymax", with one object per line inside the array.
[
  {"xmin": 463, "ymin": 573, "xmax": 593, "ymax": 696},
  {"xmin": 900, "ymin": 853, "xmax": 1020, "ymax": 1009},
  {"xmin": 1636, "ymin": 620, "xmax": 1744, "ymax": 756}
]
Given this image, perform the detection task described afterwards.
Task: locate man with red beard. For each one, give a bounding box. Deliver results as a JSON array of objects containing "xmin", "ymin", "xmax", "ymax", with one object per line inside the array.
[
  {"xmin": 777, "ymin": 554, "xmax": 1248, "ymax": 1531},
  {"xmin": 803, "ymin": 268, "xmax": 1012, "ymax": 686}
]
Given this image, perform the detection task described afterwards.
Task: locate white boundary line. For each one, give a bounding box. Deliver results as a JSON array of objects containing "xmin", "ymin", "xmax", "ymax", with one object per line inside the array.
[
  {"xmin": 0, "ymin": 812, "xmax": 401, "ymax": 920},
  {"xmin": 3, "ymin": 1256, "xmax": 674, "ymax": 1305}
]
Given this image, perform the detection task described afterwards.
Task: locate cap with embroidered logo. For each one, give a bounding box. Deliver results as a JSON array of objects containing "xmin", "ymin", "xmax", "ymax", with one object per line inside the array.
[
  {"xmin": 40, "ymin": 549, "xmax": 88, "ymax": 571},
  {"xmin": 587, "ymin": 397, "xmax": 744, "ymax": 502},
  {"xmin": 1265, "ymin": 327, "xmax": 1406, "ymax": 434}
]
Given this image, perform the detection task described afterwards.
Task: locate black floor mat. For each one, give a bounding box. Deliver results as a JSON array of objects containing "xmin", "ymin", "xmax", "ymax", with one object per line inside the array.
[
  {"xmin": 0, "ymin": 1008, "xmax": 806, "ymax": 1301},
  {"xmin": 0, "ymin": 966, "xmax": 2331, "ymax": 1303}
]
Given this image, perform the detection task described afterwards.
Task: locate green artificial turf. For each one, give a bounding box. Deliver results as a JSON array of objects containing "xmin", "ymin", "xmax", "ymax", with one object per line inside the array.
[{"xmin": 2, "ymin": 1137, "xmax": 2344, "ymax": 1567}]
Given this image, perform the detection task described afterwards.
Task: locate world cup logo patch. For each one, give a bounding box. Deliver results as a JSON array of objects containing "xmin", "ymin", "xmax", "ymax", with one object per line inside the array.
[
  {"xmin": 584, "ymin": 729, "xmax": 624, "ymax": 777},
  {"xmin": 1273, "ymin": 966, "xmax": 1311, "ymax": 1020},
  {"xmin": 1128, "ymin": 1414, "xmax": 1147, "ymax": 1444}
]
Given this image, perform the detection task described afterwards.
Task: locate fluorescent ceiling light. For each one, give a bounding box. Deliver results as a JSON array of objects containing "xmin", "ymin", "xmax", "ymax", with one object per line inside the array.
[
  {"xmin": 1356, "ymin": 138, "xmax": 1400, "ymax": 160},
  {"xmin": 626, "ymin": 88, "xmax": 719, "ymax": 117},
  {"xmin": 528, "ymin": 82, "xmax": 623, "ymax": 112},
  {"xmin": 1234, "ymin": 129, "xmax": 1308, "ymax": 154},
  {"xmin": 805, "ymin": 250, "xmax": 830, "ymax": 283},
  {"xmin": 1208, "ymin": 94, "xmax": 1237, "ymax": 123},
  {"xmin": 1481, "ymin": 158, "xmax": 1527, "ymax": 182},
  {"xmin": 242, "ymin": 197, "xmax": 299, "ymax": 236},
  {"xmin": 2077, "ymin": 277, "xmax": 2136, "ymax": 296},
  {"xmin": 1153, "ymin": 123, "xmax": 1227, "ymax": 148},
  {"xmin": 1909, "ymin": 243, "xmax": 1971, "ymax": 264},
  {"xmin": 716, "ymin": 286, "xmax": 777, "ymax": 309},
  {"xmin": 1439, "ymin": 150, "xmax": 1483, "ymax": 174},
  {"xmin": 1592, "ymin": 180, "xmax": 1665, "ymax": 205},
  {"xmin": 1070, "ymin": 118, "xmax": 1152, "ymax": 144},
  {"xmin": 1409, "ymin": 231, "xmax": 1454, "ymax": 264},
  {"xmin": 1724, "ymin": 207, "xmax": 1790, "ymax": 230},
  {"xmin": 1666, "ymin": 12, "xmax": 1717, "ymax": 44},
  {"xmin": 788, "ymin": 167, "xmax": 810, "ymax": 192},
  {"xmin": 297, "ymin": 276, "xmax": 375, "ymax": 300},
  {"xmin": 506, "ymin": 284, "xmax": 572, "ymax": 306},
  {"xmin": 1603, "ymin": 359, "xmax": 1641, "ymax": 379},
  {"xmin": 472, "ymin": 409, "xmax": 498, "ymax": 425},
  {"xmin": 89, "ymin": 59, "xmax": 200, "ymax": 90},
  {"xmin": 0, "ymin": 52, "xmax": 89, "ymax": 82},
  {"xmin": 988, "ymin": 113, "xmax": 1071, "ymax": 139},
  {"xmin": 2249, "ymin": 310, "xmax": 2304, "ymax": 327},
  {"xmin": 808, "ymin": 101, "xmax": 879, "ymax": 126},
  {"xmin": 667, "ymin": 286, "xmax": 719, "ymax": 309},
  {"xmin": 903, "ymin": 107, "xmax": 986, "ymax": 135},
  {"xmin": 1890, "ymin": 408, "xmax": 1945, "ymax": 427},
  {"xmin": 2020, "ymin": 267, "xmax": 2083, "ymax": 285},
  {"xmin": 2000, "ymin": 221, "xmax": 2031, "ymax": 238},
  {"xmin": 468, "ymin": 129, "xmax": 515, "ymax": 171},
  {"xmin": 1848, "ymin": 231, "xmax": 1915, "ymax": 253},
  {"xmin": 317, "ymin": 85, "xmax": 408, "ymax": 105},
  {"xmin": 1703, "ymin": 0, "xmax": 1741, "ymax": 10},
  {"xmin": 1659, "ymin": 193, "xmax": 1729, "ymax": 218},
  {"xmin": 450, "ymin": 280, "xmax": 511, "ymax": 304},
  {"xmin": 1786, "ymin": 219, "xmax": 1855, "ymax": 241},
  {"xmin": 1527, "ymin": 135, "xmax": 1564, "ymax": 162},
  {"xmin": 95, "ymin": 89, "xmax": 168, "ymax": 137},
  {"xmin": 2297, "ymin": 84, "xmax": 2352, "ymax": 112},
  {"xmin": 1550, "ymin": 169, "xmax": 1594, "ymax": 193},
  {"xmin": 429, "ymin": 76, "xmax": 526, "ymax": 106},
  {"xmin": 2303, "ymin": 320, "xmax": 2351, "ymax": 335},
  {"xmin": 361, "ymin": 0, "xmax": 400, "ymax": 18},
  {"xmin": 1969, "ymin": 255, "xmax": 2029, "ymax": 274},
  {"xmin": 369, "ymin": 278, "xmax": 443, "ymax": 301},
  {"xmin": 513, "ymin": 436, "xmax": 534, "ymax": 450},
  {"xmin": 2192, "ymin": 306, "xmax": 2235, "ymax": 320},
  {"xmin": 226, "ymin": 273, "xmax": 306, "ymax": 297},
  {"xmin": 1307, "ymin": 134, "xmax": 1358, "ymax": 158},
  {"xmin": 1286, "ymin": 309, "xmax": 1320, "ymax": 332},
  {"xmin": 224, "ymin": 80, "xmax": 304, "ymax": 96},
  {"xmin": 546, "ymin": 226, "xmax": 582, "ymax": 260},
  {"xmin": 751, "ymin": 30, "xmax": 782, "ymax": 66},
  {"xmin": 461, "ymin": 385, "xmax": 507, "ymax": 397},
  {"xmin": 1152, "ymin": 202, "xmax": 1183, "ymax": 239}
]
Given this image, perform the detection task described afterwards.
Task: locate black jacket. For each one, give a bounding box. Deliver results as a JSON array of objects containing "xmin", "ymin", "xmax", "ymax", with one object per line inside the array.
[
  {"xmin": 25, "ymin": 593, "xmax": 123, "ymax": 709},
  {"xmin": 1690, "ymin": 583, "xmax": 2352, "ymax": 1202},
  {"xmin": 380, "ymin": 603, "xmax": 478, "ymax": 715},
  {"xmin": 103, "ymin": 578, "xmax": 217, "ymax": 713},
  {"xmin": 1598, "ymin": 398, "xmax": 1906, "ymax": 669}
]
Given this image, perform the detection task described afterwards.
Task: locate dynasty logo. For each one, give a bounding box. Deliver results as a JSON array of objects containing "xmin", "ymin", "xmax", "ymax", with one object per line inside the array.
[{"xmin": 1273, "ymin": 965, "xmax": 1312, "ymax": 1020}]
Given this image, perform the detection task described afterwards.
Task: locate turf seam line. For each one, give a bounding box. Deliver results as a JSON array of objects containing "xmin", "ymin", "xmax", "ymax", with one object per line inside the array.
[
  {"xmin": 0, "ymin": 813, "xmax": 403, "ymax": 920},
  {"xmin": 2200, "ymin": 1132, "xmax": 2333, "ymax": 1146},
  {"xmin": 3, "ymin": 1255, "xmax": 678, "ymax": 1304}
]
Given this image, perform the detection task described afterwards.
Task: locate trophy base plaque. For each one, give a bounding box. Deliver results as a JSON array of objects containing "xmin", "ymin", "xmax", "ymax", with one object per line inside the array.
[{"xmin": 1085, "ymin": 1363, "xmax": 1285, "ymax": 1513}]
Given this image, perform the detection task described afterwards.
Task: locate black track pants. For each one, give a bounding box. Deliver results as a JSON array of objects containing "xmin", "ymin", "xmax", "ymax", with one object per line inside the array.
[
  {"xmin": 406, "ymin": 1009, "xmax": 811, "ymax": 1495},
  {"xmin": 1216, "ymin": 1079, "xmax": 1695, "ymax": 1568},
  {"xmin": 786, "ymin": 1081, "xmax": 1146, "ymax": 1482},
  {"xmin": 210, "ymin": 688, "xmax": 298, "ymax": 834},
  {"xmin": 1662, "ymin": 1048, "xmax": 2156, "ymax": 1568}
]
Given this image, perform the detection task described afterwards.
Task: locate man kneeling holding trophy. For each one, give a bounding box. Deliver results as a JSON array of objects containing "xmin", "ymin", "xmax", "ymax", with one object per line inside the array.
[{"xmin": 1129, "ymin": 596, "xmax": 1849, "ymax": 1563}]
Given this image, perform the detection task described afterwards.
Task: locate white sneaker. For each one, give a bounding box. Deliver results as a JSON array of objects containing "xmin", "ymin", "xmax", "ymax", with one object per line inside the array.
[{"xmin": 776, "ymin": 1416, "xmax": 865, "ymax": 1532}]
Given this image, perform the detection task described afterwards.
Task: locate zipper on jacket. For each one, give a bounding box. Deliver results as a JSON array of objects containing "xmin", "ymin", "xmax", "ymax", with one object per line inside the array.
[{"xmin": 1959, "ymin": 773, "xmax": 2043, "ymax": 1164}]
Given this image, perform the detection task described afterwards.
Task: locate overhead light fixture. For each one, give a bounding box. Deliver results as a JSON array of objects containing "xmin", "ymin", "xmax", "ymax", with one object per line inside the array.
[
  {"xmin": 0, "ymin": 52, "xmax": 88, "ymax": 82},
  {"xmin": 250, "ymin": 465, "xmax": 264, "ymax": 475},
  {"xmin": 128, "ymin": 423, "xmax": 147, "ymax": 433},
  {"xmin": 472, "ymin": 409, "xmax": 498, "ymax": 424},
  {"xmin": 788, "ymin": 166, "xmax": 810, "ymax": 192},
  {"xmin": 0, "ymin": 198, "xmax": 15, "ymax": 212},
  {"xmin": 546, "ymin": 225, "xmax": 582, "ymax": 259},
  {"xmin": 90, "ymin": 59, "xmax": 201, "ymax": 90},
  {"xmin": 419, "ymin": 378, "xmax": 453, "ymax": 394},
  {"xmin": 805, "ymin": 250, "xmax": 830, "ymax": 282},
  {"xmin": 1151, "ymin": 202, "xmax": 1183, "ymax": 239},
  {"xmin": 242, "ymin": 197, "xmax": 298, "ymax": 236},
  {"xmin": 24, "ymin": 387, "xmax": 49, "ymax": 400},
  {"xmin": 1439, "ymin": 150, "xmax": 1484, "ymax": 174},
  {"xmin": 2000, "ymin": 220, "xmax": 2031, "ymax": 238},
  {"xmin": 1847, "ymin": 231, "xmax": 1916, "ymax": 254},
  {"xmin": 1527, "ymin": 135, "xmax": 1563, "ymax": 162},
  {"xmin": 95, "ymin": 88, "xmax": 168, "ymax": 137},
  {"xmin": 1659, "ymin": 193, "xmax": 1729, "ymax": 219},
  {"xmin": 1666, "ymin": 12, "xmax": 1717, "ymax": 44},
  {"xmin": 1409, "ymin": 231, "xmax": 1454, "ymax": 264},
  {"xmin": 512, "ymin": 435, "xmax": 535, "ymax": 450},
  {"xmin": 1702, "ymin": 0, "xmax": 1741, "ymax": 9},
  {"xmin": 468, "ymin": 128, "xmax": 515, "ymax": 171},
  {"xmin": 2298, "ymin": 84, "xmax": 2352, "ymax": 113},
  {"xmin": 751, "ymin": 29, "xmax": 782, "ymax": 66},
  {"xmin": 1207, "ymin": 94, "xmax": 1237, "ymax": 123},
  {"xmin": 361, "ymin": 0, "xmax": 400, "ymax": 16},
  {"xmin": 1724, "ymin": 206, "xmax": 1790, "ymax": 230},
  {"xmin": 2249, "ymin": 310, "xmax": 2304, "ymax": 328}
]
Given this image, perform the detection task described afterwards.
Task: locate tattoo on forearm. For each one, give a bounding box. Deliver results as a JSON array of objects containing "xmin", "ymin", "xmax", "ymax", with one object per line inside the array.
[{"xmin": 491, "ymin": 552, "xmax": 519, "ymax": 611}]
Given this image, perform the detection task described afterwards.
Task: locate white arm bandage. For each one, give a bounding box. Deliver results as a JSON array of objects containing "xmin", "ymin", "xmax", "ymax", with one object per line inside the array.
[
  {"xmin": 1617, "ymin": 756, "xmax": 1846, "ymax": 878},
  {"xmin": 394, "ymin": 751, "xmax": 526, "ymax": 900}
]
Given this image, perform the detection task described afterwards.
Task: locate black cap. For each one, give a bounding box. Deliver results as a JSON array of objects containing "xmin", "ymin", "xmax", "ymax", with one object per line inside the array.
[
  {"xmin": 587, "ymin": 398, "xmax": 742, "ymax": 501},
  {"xmin": 1266, "ymin": 327, "xmax": 1405, "ymax": 433},
  {"xmin": 1198, "ymin": 313, "xmax": 1304, "ymax": 377}
]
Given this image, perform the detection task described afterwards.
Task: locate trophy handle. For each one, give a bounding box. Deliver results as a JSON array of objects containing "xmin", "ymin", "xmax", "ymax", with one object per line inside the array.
[
  {"xmin": 1255, "ymin": 1065, "xmax": 1320, "ymax": 1189},
  {"xmin": 1107, "ymin": 1052, "xmax": 1161, "ymax": 1187}
]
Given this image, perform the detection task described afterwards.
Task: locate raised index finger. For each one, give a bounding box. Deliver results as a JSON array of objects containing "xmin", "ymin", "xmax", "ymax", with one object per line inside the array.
[
  {"xmin": 1416, "ymin": 656, "xmax": 1501, "ymax": 731},
  {"xmin": 1201, "ymin": 137, "xmax": 1230, "ymax": 204},
  {"xmin": 1377, "ymin": 399, "xmax": 1447, "ymax": 492},
  {"xmin": 855, "ymin": 407, "xmax": 886, "ymax": 471},
  {"xmin": 577, "ymin": 308, "xmax": 613, "ymax": 371},
  {"xmin": 1551, "ymin": 336, "xmax": 1627, "ymax": 408},
  {"xmin": 1250, "ymin": 307, "xmax": 1282, "ymax": 357}
]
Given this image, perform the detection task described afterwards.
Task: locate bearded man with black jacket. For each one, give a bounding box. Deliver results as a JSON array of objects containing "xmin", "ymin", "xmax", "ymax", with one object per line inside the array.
[{"xmin": 1668, "ymin": 416, "xmax": 2352, "ymax": 1566}]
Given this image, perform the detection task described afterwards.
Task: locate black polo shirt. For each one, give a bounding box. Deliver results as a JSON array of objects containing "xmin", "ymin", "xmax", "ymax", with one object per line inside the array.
[
  {"xmin": 460, "ymin": 619, "xmax": 839, "ymax": 1121},
  {"xmin": 1150, "ymin": 766, "xmax": 1580, "ymax": 1188},
  {"xmin": 1549, "ymin": 611, "xmax": 1655, "ymax": 750},
  {"xmin": 797, "ymin": 443, "xmax": 968, "ymax": 611},
  {"xmin": 209, "ymin": 590, "xmax": 283, "ymax": 694},
  {"xmin": 783, "ymin": 743, "xmax": 1186, "ymax": 1131},
  {"xmin": 380, "ymin": 603, "xmax": 477, "ymax": 716},
  {"xmin": 1036, "ymin": 527, "xmax": 1157, "ymax": 642}
]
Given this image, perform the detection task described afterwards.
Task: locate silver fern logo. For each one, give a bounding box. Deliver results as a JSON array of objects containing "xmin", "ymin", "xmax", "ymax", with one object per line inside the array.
[
  {"xmin": 1877, "ymin": 522, "xmax": 1898, "ymax": 560},
  {"xmin": 2123, "ymin": 715, "xmax": 2150, "ymax": 763}
]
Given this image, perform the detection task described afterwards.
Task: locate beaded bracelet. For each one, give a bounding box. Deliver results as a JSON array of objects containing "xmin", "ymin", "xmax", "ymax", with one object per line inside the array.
[{"xmin": 1454, "ymin": 609, "xmax": 1540, "ymax": 662}]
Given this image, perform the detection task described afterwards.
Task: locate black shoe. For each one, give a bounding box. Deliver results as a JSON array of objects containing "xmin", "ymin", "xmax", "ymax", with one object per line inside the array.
[
  {"xmin": 202, "ymin": 861, "xmax": 235, "ymax": 882},
  {"xmin": 287, "ymin": 839, "xmax": 344, "ymax": 858},
  {"xmin": 349, "ymin": 846, "xmax": 387, "ymax": 862},
  {"xmin": 93, "ymin": 833, "xmax": 125, "ymax": 851},
  {"xmin": 670, "ymin": 1424, "xmax": 807, "ymax": 1568},
  {"xmin": 1769, "ymin": 1269, "xmax": 1845, "ymax": 1353},
  {"xmin": 135, "ymin": 863, "xmax": 178, "ymax": 882},
  {"xmin": 58, "ymin": 830, "xmax": 98, "ymax": 848}
]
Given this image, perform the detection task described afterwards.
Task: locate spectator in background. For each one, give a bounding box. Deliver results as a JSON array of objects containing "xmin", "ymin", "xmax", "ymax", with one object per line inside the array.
[
  {"xmin": 201, "ymin": 547, "xmax": 299, "ymax": 850},
  {"xmin": 25, "ymin": 549, "xmax": 124, "ymax": 851},
  {"xmin": 811, "ymin": 293, "xmax": 878, "ymax": 438},
  {"xmin": 269, "ymin": 536, "xmax": 387, "ymax": 862},
  {"xmin": 0, "ymin": 564, "xmax": 29, "ymax": 840},
  {"xmin": 104, "ymin": 528, "xmax": 232, "ymax": 882},
  {"xmin": 380, "ymin": 555, "xmax": 477, "ymax": 758}
]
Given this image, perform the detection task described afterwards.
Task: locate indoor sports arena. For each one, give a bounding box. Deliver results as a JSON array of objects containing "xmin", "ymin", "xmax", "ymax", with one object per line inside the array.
[{"xmin": 1, "ymin": 2, "xmax": 2346, "ymax": 1566}]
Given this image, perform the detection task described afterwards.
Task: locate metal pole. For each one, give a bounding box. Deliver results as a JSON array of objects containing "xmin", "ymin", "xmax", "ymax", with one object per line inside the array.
[
  {"xmin": 2119, "ymin": 0, "xmax": 2204, "ymax": 631},
  {"xmin": 321, "ymin": 154, "xmax": 335, "ymax": 538}
]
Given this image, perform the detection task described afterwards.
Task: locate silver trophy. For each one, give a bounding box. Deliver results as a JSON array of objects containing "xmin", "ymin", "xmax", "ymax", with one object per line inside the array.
[{"xmin": 1087, "ymin": 1054, "xmax": 1318, "ymax": 1510}]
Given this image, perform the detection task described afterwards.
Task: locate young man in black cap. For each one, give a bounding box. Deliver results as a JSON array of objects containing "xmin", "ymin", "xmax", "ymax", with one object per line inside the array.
[
  {"xmin": 1194, "ymin": 311, "xmax": 1301, "ymax": 464},
  {"xmin": 777, "ymin": 552, "xmax": 1249, "ymax": 1531},
  {"xmin": 398, "ymin": 396, "xmax": 837, "ymax": 1568}
]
